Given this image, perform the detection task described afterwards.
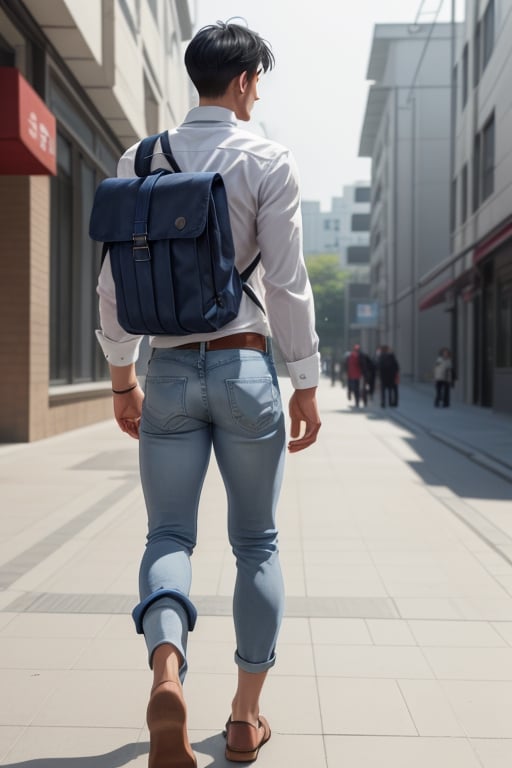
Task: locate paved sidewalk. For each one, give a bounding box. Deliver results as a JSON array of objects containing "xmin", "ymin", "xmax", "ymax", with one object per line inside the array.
[
  {"xmin": 389, "ymin": 382, "xmax": 512, "ymax": 479},
  {"xmin": 1, "ymin": 378, "xmax": 512, "ymax": 767}
]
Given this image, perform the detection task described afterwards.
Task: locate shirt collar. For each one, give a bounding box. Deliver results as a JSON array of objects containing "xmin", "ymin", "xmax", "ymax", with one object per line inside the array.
[{"xmin": 183, "ymin": 106, "xmax": 238, "ymax": 125}]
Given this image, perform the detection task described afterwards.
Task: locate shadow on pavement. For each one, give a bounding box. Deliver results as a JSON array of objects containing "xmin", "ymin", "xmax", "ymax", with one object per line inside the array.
[
  {"xmin": 331, "ymin": 403, "xmax": 512, "ymax": 502},
  {"xmin": 0, "ymin": 743, "xmax": 148, "ymax": 768}
]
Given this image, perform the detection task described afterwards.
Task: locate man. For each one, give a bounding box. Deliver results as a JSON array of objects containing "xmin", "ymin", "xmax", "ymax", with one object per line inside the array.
[
  {"xmin": 345, "ymin": 344, "xmax": 365, "ymax": 407},
  {"xmin": 377, "ymin": 345, "xmax": 400, "ymax": 407},
  {"xmin": 96, "ymin": 21, "xmax": 321, "ymax": 767}
]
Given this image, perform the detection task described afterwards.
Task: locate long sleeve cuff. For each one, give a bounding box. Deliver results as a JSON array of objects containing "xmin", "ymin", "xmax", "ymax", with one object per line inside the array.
[
  {"xmin": 95, "ymin": 330, "xmax": 142, "ymax": 366},
  {"xmin": 286, "ymin": 352, "xmax": 321, "ymax": 389}
]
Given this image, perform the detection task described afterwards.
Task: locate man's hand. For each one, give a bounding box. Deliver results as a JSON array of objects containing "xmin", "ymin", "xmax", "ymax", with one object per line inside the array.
[
  {"xmin": 288, "ymin": 387, "xmax": 321, "ymax": 453},
  {"xmin": 113, "ymin": 385, "xmax": 144, "ymax": 440}
]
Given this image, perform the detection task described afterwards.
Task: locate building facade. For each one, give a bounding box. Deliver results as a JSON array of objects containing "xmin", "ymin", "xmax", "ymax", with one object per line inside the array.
[
  {"xmin": 302, "ymin": 185, "xmax": 372, "ymax": 352},
  {"xmin": 302, "ymin": 184, "xmax": 371, "ymax": 266},
  {"xmin": 421, "ymin": 0, "xmax": 512, "ymax": 412},
  {"xmin": 359, "ymin": 23, "xmax": 454, "ymax": 381},
  {"xmin": 0, "ymin": 0, "xmax": 192, "ymax": 441}
]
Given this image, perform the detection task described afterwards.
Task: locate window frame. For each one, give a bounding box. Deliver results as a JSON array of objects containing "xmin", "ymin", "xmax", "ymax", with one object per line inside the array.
[
  {"xmin": 482, "ymin": 0, "xmax": 495, "ymax": 70},
  {"xmin": 482, "ymin": 112, "xmax": 495, "ymax": 201}
]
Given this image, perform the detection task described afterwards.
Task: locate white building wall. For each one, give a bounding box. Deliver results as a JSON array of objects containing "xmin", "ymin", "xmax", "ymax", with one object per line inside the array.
[
  {"xmin": 452, "ymin": 0, "xmax": 512, "ymax": 411},
  {"xmin": 360, "ymin": 24, "xmax": 453, "ymax": 380},
  {"xmin": 302, "ymin": 184, "xmax": 370, "ymax": 262},
  {"xmin": 22, "ymin": 0, "xmax": 192, "ymax": 148}
]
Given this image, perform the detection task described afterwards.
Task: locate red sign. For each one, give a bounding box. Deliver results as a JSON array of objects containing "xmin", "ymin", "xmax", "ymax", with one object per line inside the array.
[{"xmin": 0, "ymin": 67, "xmax": 56, "ymax": 175}]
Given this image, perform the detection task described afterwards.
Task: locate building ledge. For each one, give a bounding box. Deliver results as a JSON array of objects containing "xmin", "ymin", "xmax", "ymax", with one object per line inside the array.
[{"xmin": 49, "ymin": 381, "xmax": 111, "ymax": 406}]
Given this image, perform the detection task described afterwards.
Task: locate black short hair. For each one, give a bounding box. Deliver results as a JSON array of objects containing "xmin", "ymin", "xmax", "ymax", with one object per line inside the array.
[{"xmin": 185, "ymin": 21, "xmax": 275, "ymax": 98}]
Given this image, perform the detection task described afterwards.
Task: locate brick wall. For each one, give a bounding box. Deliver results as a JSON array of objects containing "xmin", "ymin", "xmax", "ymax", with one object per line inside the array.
[{"xmin": 0, "ymin": 175, "xmax": 113, "ymax": 443}]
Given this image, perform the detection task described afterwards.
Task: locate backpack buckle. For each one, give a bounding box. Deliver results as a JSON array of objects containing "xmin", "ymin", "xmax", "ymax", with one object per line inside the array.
[{"xmin": 133, "ymin": 233, "xmax": 151, "ymax": 261}]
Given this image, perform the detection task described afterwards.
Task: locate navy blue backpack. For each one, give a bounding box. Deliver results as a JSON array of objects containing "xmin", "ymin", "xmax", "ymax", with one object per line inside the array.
[{"xmin": 89, "ymin": 131, "xmax": 262, "ymax": 335}]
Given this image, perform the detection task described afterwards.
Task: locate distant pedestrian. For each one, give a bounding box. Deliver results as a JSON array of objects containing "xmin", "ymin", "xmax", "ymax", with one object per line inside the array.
[
  {"xmin": 377, "ymin": 345, "xmax": 399, "ymax": 407},
  {"xmin": 362, "ymin": 352, "xmax": 376, "ymax": 402},
  {"xmin": 344, "ymin": 344, "xmax": 365, "ymax": 407},
  {"xmin": 434, "ymin": 347, "xmax": 454, "ymax": 407}
]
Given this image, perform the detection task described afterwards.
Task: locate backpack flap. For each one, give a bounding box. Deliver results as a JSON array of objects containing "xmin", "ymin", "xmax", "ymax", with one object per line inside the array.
[{"xmin": 89, "ymin": 171, "xmax": 223, "ymax": 243}]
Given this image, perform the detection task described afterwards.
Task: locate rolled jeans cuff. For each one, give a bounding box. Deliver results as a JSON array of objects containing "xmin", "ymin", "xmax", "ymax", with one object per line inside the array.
[
  {"xmin": 132, "ymin": 588, "xmax": 197, "ymax": 634},
  {"xmin": 234, "ymin": 649, "xmax": 277, "ymax": 674}
]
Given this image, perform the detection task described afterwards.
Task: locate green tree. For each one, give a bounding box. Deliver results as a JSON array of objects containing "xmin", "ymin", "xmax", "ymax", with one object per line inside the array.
[{"xmin": 306, "ymin": 254, "xmax": 347, "ymax": 356}]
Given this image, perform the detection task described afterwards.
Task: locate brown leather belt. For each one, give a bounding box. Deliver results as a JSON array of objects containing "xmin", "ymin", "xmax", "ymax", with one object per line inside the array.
[{"xmin": 174, "ymin": 332, "xmax": 267, "ymax": 352}]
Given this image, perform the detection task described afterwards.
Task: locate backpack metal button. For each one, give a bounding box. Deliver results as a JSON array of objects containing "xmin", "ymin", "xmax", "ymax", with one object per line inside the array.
[{"xmin": 174, "ymin": 216, "xmax": 186, "ymax": 230}]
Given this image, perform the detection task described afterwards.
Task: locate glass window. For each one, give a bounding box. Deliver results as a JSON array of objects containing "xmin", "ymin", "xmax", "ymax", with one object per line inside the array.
[
  {"xmin": 482, "ymin": 113, "xmax": 495, "ymax": 201},
  {"xmin": 50, "ymin": 134, "xmax": 73, "ymax": 384},
  {"xmin": 462, "ymin": 43, "xmax": 469, "ymax": 108},
  {"xmin": 347, "ymin": 246, "xmax": 370, "ymax": 265},
  {"xmin": 351, "ymin": 213, "xmax": 371, "ymax": 232},
  {"xmin": 461, "ymin": 163, "xmax": 468, "ymax": 223},
  {"xmin": 452, "ymin": 64, "xmax": 458, "ymax": 116},
  {"xmin": 472, "ymin": 133, "xmax": 481, "ymax": 213},
  {"xmin": 450, "ymin": 177, "xmax": 457, "ymax": 232},
  {"xmin": 50, "ymin": 132, "xmax": 110, "ymax": 385},
  {"xmin": 483, "ymin": 0, "xmax": 495, "ymax": 70},
  {"xmin": 355, "ymin": 187, "xmax": 371, "ymax": 203},
  {"xmin": 473, "ymin": 21, "xmax": 481, "ymax": 86}
]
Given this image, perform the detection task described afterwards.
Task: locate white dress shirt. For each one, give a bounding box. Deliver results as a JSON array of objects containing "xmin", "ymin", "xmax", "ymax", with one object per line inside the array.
[{"xmin": 96, "ymin": 106, "xmax": 319, "ymax": 389}]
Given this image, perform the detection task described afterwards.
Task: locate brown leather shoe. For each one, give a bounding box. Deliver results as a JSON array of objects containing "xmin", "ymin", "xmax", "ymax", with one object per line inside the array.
[
  {"xmin": 146, "ymin": 681, "xmax": 196, "ymax": 768},
  {"xmin": 225, "ymin": 715, "xmax": 271, "ymax": 762}
]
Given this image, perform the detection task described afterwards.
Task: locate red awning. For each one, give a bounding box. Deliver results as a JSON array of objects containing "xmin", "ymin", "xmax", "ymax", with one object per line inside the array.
[
  {"xmin": 473, "ymin": 220, "xmax": 512, "ymax": 264},
  {"xmin": 419, "ymin": 268, "xmax": 474, "ymax": 311},
  {"xmin": 0, "ymin": 67, "xmax": 56, "ymax": 175}
]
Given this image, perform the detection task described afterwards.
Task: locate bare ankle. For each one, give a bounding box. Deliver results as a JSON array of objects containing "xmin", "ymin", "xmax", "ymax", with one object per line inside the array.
[{"xmin": 231, "ymin": 698, "xmax": 259, "ymax": 727}]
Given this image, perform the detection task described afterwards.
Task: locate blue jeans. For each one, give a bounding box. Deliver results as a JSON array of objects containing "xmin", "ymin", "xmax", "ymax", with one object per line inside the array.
[{"xmin": 133, "ymin": 342, "xmax": 286, "ymax": 681}]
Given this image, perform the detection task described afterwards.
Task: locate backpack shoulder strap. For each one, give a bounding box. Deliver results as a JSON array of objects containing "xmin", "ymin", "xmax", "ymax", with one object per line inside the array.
[
  {"xmin": 134, "ymin": 134, "xmax": 160, "ymax": 176},
  {"xmin": 134, "ymin": 131, "xmax": 182, "ymax": 176},
  {"xmin": 240, "ymin": 254, "xmax": 265, "ymax": 314},
  {"xmin": 159, "ymin": 131, "xmax": 182, "ymax": 173}
]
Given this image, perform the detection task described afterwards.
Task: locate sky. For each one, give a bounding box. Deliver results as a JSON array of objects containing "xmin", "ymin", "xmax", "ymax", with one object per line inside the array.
[{"xmin": 192, "ymin": 0, "xmax": 465, "ymax": 209}]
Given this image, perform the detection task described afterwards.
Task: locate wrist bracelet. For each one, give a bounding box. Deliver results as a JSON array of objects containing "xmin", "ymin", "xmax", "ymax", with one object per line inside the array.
[{"xmin": 112, "ymin": 383, "xmax": 138, "ymax": 395}]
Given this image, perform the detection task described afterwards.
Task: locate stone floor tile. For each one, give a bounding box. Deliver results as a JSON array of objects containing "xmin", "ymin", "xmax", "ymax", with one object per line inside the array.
[
  {"xmin": 310, "ymin": 618, "xmax": 372, "ymax": 645},
  {"xmin": 442, "ymin": 681, "xmax": 512, "ymax": 737},
  {"xmin": 98, "ymin": 613, "xmax": 141, "ymax": 639},
  {"xmin": 394, "ymin": 598, "xmax": 465, "ymax": 619},
  {"xmin": 491, "ymin": 622, "xmax": 512, "ymax": 646},
  {"xmin": 0, "ymin": 726, "xmax": 144, "ymax": 764},
  {"xmin": 424, "ymin": 646, "xmax": 512, "ymax": 680},
  {"xmin": 455, "ymin": 598, "xmax": 512, "ymax": 621},
  {"xmin": 408, "ymin": 619, "xmax": 506, "ymax": 647},
  {"xmin": 324, "ymin": 735, "xmax": 482, "ymax": 767},
  {"xmin": 0, "ymin": 637, "xmax": 88, "ymax": 670},
  {"xmin": 262, "ymin": 676, "xmax": 322, "ymax": 734},
  {"xmin": 31, "ymin": 670, "xmax": 148, "ymax": 728},
  {"xmin": 0, "ymin": 726, "xmax": 25, "ymax": 763},
  {"xmin": 314, "ymin": 644, "xmax": 433, "ymax": 679},
  {"xmin": 277, "ymin": 617, "xmax": 310, "ymax": 644},
  {"xmin": 304, "ymin": 549, "xmax": 373, "ymax": 565},
  {"xmin": 318, "ymin": 678, "xmax": 416, "ymax": 735},
  {"xmin": 305, "ymin": 579, "xmax": 389, "ymax": 597},
  {"xmin": 0, "ymin": 670, "xmax": 64, "ymax": 726},
  {"xmin": 366, "ymin": 619, "xmax": 416, "ymax": 645},
  {"xmin": 469, "ymin": 738, "xmax": 512, "ymax": 767},
  {"xmin": 398, "ymin": 679, "xmax": 465, "ymax": 735},
  {"xmin": 0, "ymin": 612, "xmax": 110, "ymax": 638},
  {"xmin": 72, "ymin": 635, "xmax": 146, "ymax": 670}
]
